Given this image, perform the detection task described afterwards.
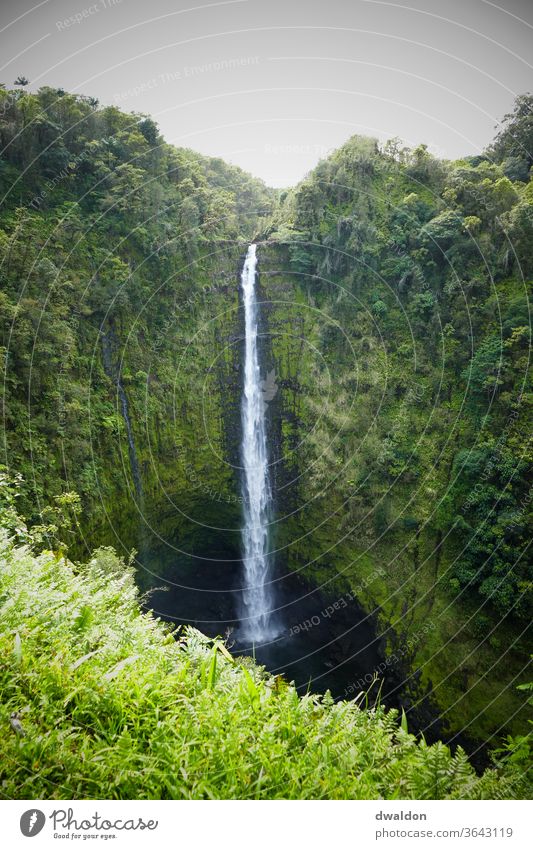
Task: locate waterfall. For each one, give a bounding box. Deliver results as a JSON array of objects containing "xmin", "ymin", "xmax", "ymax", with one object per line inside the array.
[{"xmin": 240, "ymin": 244, "xmax": 278, "ymax": 642}]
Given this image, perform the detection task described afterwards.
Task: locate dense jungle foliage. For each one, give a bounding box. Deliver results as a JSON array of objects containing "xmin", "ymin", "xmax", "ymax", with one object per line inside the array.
[
  {"xmin": 269, "ymin": 106, "xmax": 532, "ymax": 624},
  {"xmin": 0, "ymin": 494, "xmax": 530, "ymax": 799},
  {"xmin": 0, "ymin": 82, "xmax": 531, "ymax": 794},
  {"xmin": 255, "ymin": 102, "xmax": 532, "ymax": 741},
  {"xmin": 0, "ymin": 83, "xmax": 272, "ymax": 533}
]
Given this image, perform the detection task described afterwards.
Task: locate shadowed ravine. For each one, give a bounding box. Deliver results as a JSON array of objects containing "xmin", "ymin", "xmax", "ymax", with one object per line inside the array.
[
  {"xmin": 143, "ymin": 547, "xmax": 489, "ymax": 769},
  {"xmin": 138, "ymin": 245, "xmax": 490, "ymax": 769}
]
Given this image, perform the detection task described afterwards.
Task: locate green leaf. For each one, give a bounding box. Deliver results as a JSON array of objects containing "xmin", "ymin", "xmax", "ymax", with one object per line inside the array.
[
  {"xmin": 207, "ymin": 645, "xmax": 218, "ymax": 690},
  {"xmin": 216, "ymin": 641, "xmax": 234, "ymax": 664},
  {"xmin": 13, "ymin": 632, "xmax": 22, "ymax": 664},
  {"xmin": 104, "ymin": 655, "xmax": 140, "ymax": 681},
  {"xmin": 242, "ymin": 668, "xmax": 259, "ymax": 703}
]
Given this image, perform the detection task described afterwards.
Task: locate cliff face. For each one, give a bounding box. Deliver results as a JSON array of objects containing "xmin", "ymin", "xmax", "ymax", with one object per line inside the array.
[
  {"xmin": 0, "ymin": 85, "xmax": 273, "ymax": 568},
  {"xmin": 244, "ymin": 125, "xmax": 533, "ymax": 743},
  {"xmin": 249, "ymin": 239, "xmax": 530, "ymax": 744},
  {"xmin": 90, "ymin": 242, "xmax": 247, "ymax": 562}
]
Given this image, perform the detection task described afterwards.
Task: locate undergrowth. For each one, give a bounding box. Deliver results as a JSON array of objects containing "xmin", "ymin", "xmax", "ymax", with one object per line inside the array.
[{"xmin": 0, "ymin": 531, "xmax": 530, "ymax": 799}]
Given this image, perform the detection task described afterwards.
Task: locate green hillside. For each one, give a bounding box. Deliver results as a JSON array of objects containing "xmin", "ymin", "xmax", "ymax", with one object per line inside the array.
[{"xmin": 0, "ymin": 84, "xmax": 531, "ymax": 797}]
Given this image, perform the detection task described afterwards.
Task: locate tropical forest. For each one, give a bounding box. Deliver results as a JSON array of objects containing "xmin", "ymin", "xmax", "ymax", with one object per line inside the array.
[{"xmin": 0, "ymin": 81, "xmax": 531, "ymax": 800}]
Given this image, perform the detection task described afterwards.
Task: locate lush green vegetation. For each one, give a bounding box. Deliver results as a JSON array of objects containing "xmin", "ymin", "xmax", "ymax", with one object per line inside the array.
[
  {"xmin": 0, "ymin": 83, "xmax": 531, "ymax": 794},
  {"xmin": 0, "ymin": 83, "xmax": 272, "ymax": 544},
  {"xmin": 259, "ymin": 98, "xmax": 532, "ymax": 739},
  {"xmin": 0, "ymin": 508, "xmax": 529, "ymax": 799},
  {"xmin": 269, "ymin": 107, "xmax": 531, "ymax": 623}
]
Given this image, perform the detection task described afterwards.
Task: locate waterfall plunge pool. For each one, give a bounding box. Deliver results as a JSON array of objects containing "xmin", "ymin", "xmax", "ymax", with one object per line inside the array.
[
  {"xmin": 140, "ymin": 536, "xmax": 487, "ymax": 768},
  {"xmin": 140, "ymin": 534, "xmax": 406, "ymax": 709}
]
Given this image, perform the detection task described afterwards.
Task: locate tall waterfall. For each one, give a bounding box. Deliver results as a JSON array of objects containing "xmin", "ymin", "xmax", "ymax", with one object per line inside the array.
[{"xmin": 240, "ymin": 244, "xmax": 278, "ymax": 642}]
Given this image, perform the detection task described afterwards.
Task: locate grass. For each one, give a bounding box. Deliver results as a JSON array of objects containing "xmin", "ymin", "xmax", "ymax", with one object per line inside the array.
[{"xmin": 0, "ymin": 530, "xmax": 530, "ymax": 800}]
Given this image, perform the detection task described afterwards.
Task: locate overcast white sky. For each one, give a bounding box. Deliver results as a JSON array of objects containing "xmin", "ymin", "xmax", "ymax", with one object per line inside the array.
[{"xmin": 0, "ymin": 0, "xmax": 532, "ymax": 186}]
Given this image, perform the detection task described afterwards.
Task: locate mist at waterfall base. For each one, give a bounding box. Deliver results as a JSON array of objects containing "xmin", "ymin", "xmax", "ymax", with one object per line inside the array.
[
  {"xmin": 141, "ymin": 536, "xmax": 389, "ymax": 706},
  {"xmin": 143, "ymin": 548, "xmax": 487, "ymax": 763}
]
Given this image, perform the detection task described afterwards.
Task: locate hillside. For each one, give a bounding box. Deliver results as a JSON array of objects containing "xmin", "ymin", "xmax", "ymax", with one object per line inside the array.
[
  {"xmin": 0, "ymin": 84, "xmax": 531, "ymax": 789},
  {"xmin": 254, "ymin": 126, "xmax": 532, "ymax": 741},
  {"xmin": 0, "ymin": 85, "xmax": 272, "ymax": 546}
]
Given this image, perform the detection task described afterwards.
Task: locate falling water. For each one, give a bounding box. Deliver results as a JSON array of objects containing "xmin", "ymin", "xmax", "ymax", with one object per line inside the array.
[{"xmin": 240, "ymin": 244, "xmax": 278, "ymax": 642}]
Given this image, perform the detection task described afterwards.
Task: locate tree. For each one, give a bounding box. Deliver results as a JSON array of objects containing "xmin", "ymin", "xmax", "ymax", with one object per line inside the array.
[
  {"xmin": 489, "ymin": 93, "xmax": 533, "ymax": 171},
  {"xmin": 138, "ymin": 117, "xmax": 158, "ymax": 145}
]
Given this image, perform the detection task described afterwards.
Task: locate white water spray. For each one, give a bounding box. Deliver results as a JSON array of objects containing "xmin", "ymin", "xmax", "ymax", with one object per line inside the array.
[{"xmin": 240, "ymin": 244, "xmax": 278, "ymax": 641}]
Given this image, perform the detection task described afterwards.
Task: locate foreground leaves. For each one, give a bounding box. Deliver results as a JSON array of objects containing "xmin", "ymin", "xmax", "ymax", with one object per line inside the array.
[{"xmin": 0, "ymin": 532, "xmax": 529, "ymax": 800}]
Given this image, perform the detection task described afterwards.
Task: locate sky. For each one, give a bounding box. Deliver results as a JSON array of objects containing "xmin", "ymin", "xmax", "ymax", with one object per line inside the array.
[{"xmin": 0, "ymin": 0, "xmax": 532, "ymax": 186}]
